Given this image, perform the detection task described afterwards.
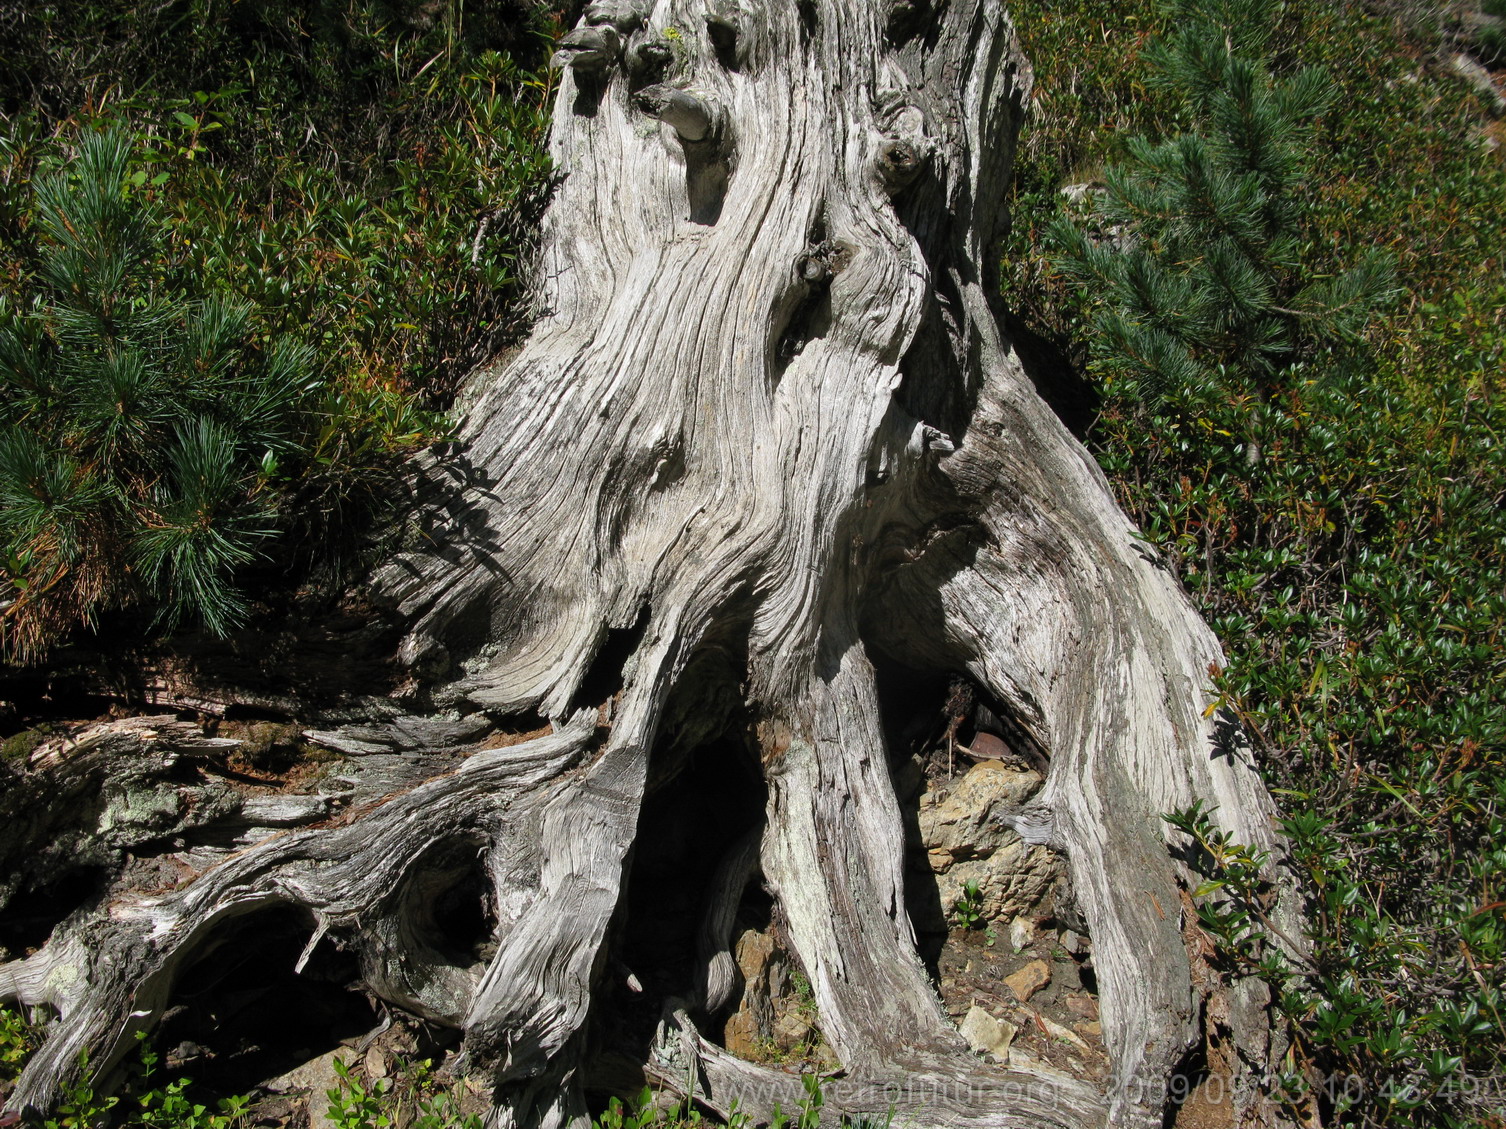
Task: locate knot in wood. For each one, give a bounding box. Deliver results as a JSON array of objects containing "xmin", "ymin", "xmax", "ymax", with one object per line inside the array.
[
  {"xmin": 584, "ymin": 0, "xmax": 646, "ymax": 33},
  {"xmin": 703, "ymin": 2, "xmax": 745, "ymax": 54},
  {"xmin": 796, "ymin": 251, "xmax": 830, "ymax": 285},
  {"xmin": 906, "ymin": 421, "xmax": 955, "ymax": 458},
  {"xmin": 878, "ymin": 137, "xmax": 926, "ymax": 193},
  {"xmin": 885, "ymin": 0, "xmax": 932, "ymax": 43},
  {"xmin": 628, "ymin": 40, "xmax": 673, "ymax": 80},
  {"xmin": 552, "ymin": 25, "xmax": 622, "ymax": 72},
  {"xmin": 922, "ymin": 423, "xmax": 955, "ymax": 455},
  {"xmin": 795, "ymin": 239, "xmax": 853, "ymax": 285}
]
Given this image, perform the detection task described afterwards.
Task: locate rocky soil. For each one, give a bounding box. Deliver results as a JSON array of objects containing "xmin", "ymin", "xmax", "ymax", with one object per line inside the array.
[{"xmin": 715, "ymin": 751, "xmax": 1108, "ymax": 1092}]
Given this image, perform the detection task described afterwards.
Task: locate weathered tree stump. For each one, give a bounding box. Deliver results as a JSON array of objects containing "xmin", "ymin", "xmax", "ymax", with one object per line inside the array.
[{"xmin": 2, "ymin": 3, "xmax": 1301, "ymax": 1127}]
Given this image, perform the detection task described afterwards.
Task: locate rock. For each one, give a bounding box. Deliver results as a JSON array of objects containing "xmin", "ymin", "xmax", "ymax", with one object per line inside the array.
[
  {"xmin": 734, "ymin": 927, "xmax": 774, "ymax": 982},
  {"xmin": 264, "ymin": 1048, "xmax": 346, "ymax": 1098},
  {"xmin": 278, "ymin": 1050, "xmax": 357, "ymax": 1129},
  {"xmin": 1009, "ymin": 916, "xmax": 1035, "ymax": 952},
  {"xmin": 919, "ymin": 760, "xmax": 1045, "ymax": 861},
  {"xmin": 722, "ymin": 928, "xmax": 825, "ymax": 1063},
  {"xmin": 723, "ymin": 1008, "xmax": 761, "ymax": 1060},
  {"xmin": 363, "ymin": 1044, "xmax": 388, "ymax": 1079},
  {"xmin": 1075, "ymin": 1020, "xmax": 1103, "ymax": 1039},
  {"xmin": 959, "ymin": 1005, "xmax": 1015, "ymax": 1058},
  {"xmin": 774, "ymin": 1010, "xmax": 813, "ymax": 1045},
  {"xmin": 935, "ymin": 842, "xmax": 1059, "ymax": 928},
  {"xmin": 1004, "ymin": 959, "xmax": 1051, "ymax": 1003},
  {"xmin": 1034, "ymin": 1012, "xmax": 1090, "ymax": 1052},
  {"xmin": 919, "ymin": 759, "xmax": 1059, "ymax": 925},
  {"xmin": 966, "ymin": 731, "xmax": 1009, "ymax": 759},
  {"xmin": 724, "ymin": 929, "xmax": 777, "ymax": 1058},
  {"xmin": 1058, "ymin": 929, "xmax": 1083, "ymax": 956},
  {"xmin": 1064, "ymin": 993, "xmax": 1099, "ymax": 1020}
]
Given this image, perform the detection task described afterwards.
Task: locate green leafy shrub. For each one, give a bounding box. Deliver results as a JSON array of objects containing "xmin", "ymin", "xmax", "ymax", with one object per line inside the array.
[
  {"xmin": 0, "ymin": 0, "xmax": 558, "ymax": 404},
  {"xmin": 951, "ymin": 878, "xmax": 986, "ymax": 931},
  {"xmin": 326, "ymin": 1056, "xmax": 482, "ymax": 1129},
  {"xmin": 1, "ymin": 1003, "xmax": 38, "ymax": 1086},
  {"xmin": 1007, "ymin": 0, "xmax": 1506, "ymax": 1124},
  {"xmin": 1, "ymin": 1011, "xmax": 249, "ymax": 1129},
  {"xmin": 591, "ymin": 1075, "xmax": 885, "ymax": 1129},
  {"xmin": 130, "ymin": 1036, "xmax": 249, "ymax": 1129}
]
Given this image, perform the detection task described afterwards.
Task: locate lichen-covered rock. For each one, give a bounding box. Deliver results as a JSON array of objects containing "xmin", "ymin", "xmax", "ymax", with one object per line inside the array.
[
  {"xmin": 915, "ymin": 760, "xmax": 1060, "ymax": 925},
  {"xmin": 917, "ymin": 760, "xmax": 1044, "ymax": 862},
  {"xmin": 0, "ymin": 717, "xmax": 242, "ymax": 913},
  {"xmin": 0, "ymin": 715, "xmax": 357, "ymax": 962},
  {"xmin": 720, "ymin": 927, "xmax": 836, "ymax": 1068},
  {"xmin": 95, "ymin": 776, "xmax": 241, "ymax": 848},
  {"xmin": 959, "ymin": 1005, "xmax": 1015, "ymax": 1058}
]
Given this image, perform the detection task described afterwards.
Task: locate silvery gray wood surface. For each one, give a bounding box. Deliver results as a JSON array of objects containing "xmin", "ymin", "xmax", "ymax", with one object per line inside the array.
[{"xmin": 1, "ymin": 2, "xmax": 1300, "ymax": 1126}]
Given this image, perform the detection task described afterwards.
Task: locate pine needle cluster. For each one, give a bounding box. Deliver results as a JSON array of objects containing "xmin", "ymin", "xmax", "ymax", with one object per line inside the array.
[
  {"xmin": 1048, "ymin": 0, "xmax": 1397, "ymax": 425},
  {"xmin": 0, "ymin": 128, "xmax": 315, "ymax": 657},
  {"xmin": 0, "ymin": 1, "xmax": 554, "ymax": 663}
]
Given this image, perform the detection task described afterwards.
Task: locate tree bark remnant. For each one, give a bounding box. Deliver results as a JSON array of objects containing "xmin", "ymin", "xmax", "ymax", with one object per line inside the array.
[{"xmin": 3, "ymin": 3, "xmax": 1301, "ymax": 1127}]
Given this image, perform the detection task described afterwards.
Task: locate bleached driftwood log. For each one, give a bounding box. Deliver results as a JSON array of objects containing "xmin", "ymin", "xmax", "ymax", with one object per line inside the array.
[{"xmin": 2, "ymin": 2, "xmax": 1301, "ymax": 1126}]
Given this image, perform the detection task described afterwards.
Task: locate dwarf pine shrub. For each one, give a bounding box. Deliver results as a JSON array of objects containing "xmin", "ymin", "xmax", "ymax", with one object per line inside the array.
[
  {"xmin": 0, "ymin": 128, "xmax": 316, "ymax": 651},
  {"xmin": 1011, "ymin": 0, "xmax": 1506, "ymax": 1123},
  {"xmin": 1046, "ymin": 0, "xmax": 1395, "ymax": 428},
  {"xmin": 0, "ymin": 2, "xmax": 555, "ymax": 658}
]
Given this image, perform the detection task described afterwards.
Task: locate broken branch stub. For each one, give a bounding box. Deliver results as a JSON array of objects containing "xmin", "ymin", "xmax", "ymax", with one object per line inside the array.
[
  {"xmin": 551, "ymin": 26, "xmax": 623, "ymax": 72},
  {"xmin": 632, "ymin": 84, "xmax": 717, "ymax": 142}
]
